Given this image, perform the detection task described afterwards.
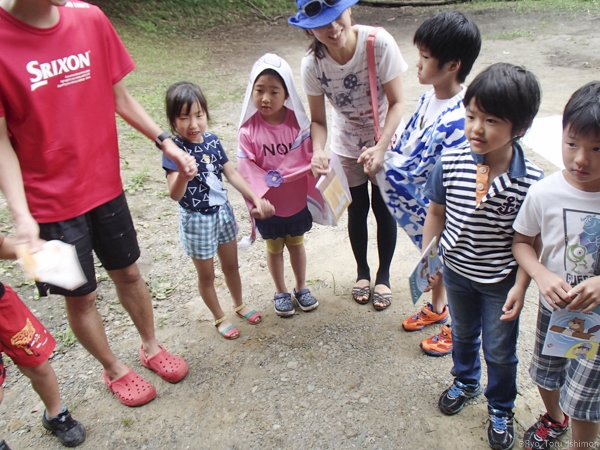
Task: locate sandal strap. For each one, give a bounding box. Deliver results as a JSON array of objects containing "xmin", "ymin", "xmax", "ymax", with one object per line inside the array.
[
  {"xmin": 373, "ymin": 292, "xmax": 392, "ymax": 306},
  {"xmin": 244, "ymin": 309, "xmax": 258, "ymax": 319},
  {"xmin": 234, "ymin": 302, "xmax": 247, "ymax": 313},
  {"xmin": 220, "ymin": 325, "xmax": 235, "ymax": 334},
  {"xmin": 213, "ymin": 316, "xmax": 228, "ymax": 326},
  {"xmin": 352, "ymin": 286, "xmax": 370, "ymax": 295}
]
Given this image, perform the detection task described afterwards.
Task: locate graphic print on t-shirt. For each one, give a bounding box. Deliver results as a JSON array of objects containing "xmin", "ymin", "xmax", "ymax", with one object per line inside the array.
[
  {"xmin": 563, "ymin": 208, "xmax": 600, "ymax": 285},
  {"xmin": 27, "ymin": 50, "xmax": 92, "ymax": 92},
  {"xmin": 262, "ymin": 141, "xmax": 294, "ymax": 157},
  {"xmin": 164, "ymin": 134, "xmax": 229, "ymax": 212}
]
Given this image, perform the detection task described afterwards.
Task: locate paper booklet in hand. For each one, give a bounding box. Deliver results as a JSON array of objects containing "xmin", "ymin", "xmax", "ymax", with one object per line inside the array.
[
  {"xmin": 408, "ymin": 236, "xmax": 443, "ymax": 304},
  {"xmin": 316, "ymin": 153, "xmax": 352, "ymax": 223},
  {"xmin": 542, "ymin": 304, "xmax": 600, "ymax": 360},
  {"xmin": 16, "ymin": 240, "xmax": 87, "ymax": 291}
]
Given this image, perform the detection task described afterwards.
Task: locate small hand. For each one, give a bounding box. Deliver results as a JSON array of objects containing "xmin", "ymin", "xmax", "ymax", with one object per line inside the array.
[
  {"xmin": 534, "ymin": 269, "xmax": 573, "ymax": 310},
  {"xmin": 163, "ymin": 140, "xmax": 198, "ymax": 179},
  {"xmin": 311, "ymin": 149, "xmax": 329, "ymax": 178},
  {"xmin": 423, "ymin": 271, "xmax": 442, "ymax": 293},
  {"xmin": 500, "ymin": 287, "xmax": 525, "ymax": 321},
  {"xmin": 357, "ymin": 144, "xmax": 384, "ymax": 176},
  {"xmin": 566, "ymin": 276, "xmax": 600, "ymax": 313},
  {"xmin": 251, "ymin": 199, "xmax": 275, "ymax": 219},
  {"xmin": 15, "ymin": 215, "xmax": 43, "ymax": 253}
]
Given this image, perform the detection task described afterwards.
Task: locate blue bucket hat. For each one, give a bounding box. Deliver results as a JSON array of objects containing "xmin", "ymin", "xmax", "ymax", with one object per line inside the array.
[{"xmin": 288, "ymin": 0, "xmax": 359, "ymax": 29}]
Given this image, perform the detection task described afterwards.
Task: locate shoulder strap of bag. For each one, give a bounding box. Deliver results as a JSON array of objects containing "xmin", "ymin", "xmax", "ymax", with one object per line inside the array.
[{"xmin": 367, "ymin": 27, "xmax": 383, "ymax": 142}]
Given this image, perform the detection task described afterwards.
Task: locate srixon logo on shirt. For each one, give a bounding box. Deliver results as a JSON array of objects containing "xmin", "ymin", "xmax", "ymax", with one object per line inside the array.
[
  {"xmin": 263, "ymin": 143, "xmax": 293, "ymax": 156},
  {"xmin": 26, "ymin": 51, "xmax": 91, "ymax": 91}
]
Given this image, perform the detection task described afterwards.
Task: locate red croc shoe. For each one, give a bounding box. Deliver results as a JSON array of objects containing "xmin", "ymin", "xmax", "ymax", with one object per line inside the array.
[
  {"xmin": 102, "ymin": 368, "xmax": 156, "ymax": 407},
  {"xmin": 139, "ymin": 344, "xmax": 189, "ymax": 383}
]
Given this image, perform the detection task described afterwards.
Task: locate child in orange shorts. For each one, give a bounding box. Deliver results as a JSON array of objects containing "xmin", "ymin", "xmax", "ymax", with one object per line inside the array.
[{"xmin": 0, "ymin": 235, "xmax": 85, "ymax": 448}]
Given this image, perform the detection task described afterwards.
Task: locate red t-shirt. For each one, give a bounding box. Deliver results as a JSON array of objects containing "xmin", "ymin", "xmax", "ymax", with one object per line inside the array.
[{"xmin": 0, "ymin": 1, "xmax": 135, "ymax": 222}]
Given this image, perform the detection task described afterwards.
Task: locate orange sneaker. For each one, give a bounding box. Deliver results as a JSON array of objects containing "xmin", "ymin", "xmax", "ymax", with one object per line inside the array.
[
  {"xmin": 420, "ymin": 324, "xmax": 452, "ymax": 356},
  {"xmin": 402, "ymin": 303, "xmax": 449, "ymax": 331}
]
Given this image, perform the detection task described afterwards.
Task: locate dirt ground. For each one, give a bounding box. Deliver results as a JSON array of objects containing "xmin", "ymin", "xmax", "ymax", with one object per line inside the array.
[{"xmin": 1, "ymin": 3, "xmax": 600, "ymax": 450}]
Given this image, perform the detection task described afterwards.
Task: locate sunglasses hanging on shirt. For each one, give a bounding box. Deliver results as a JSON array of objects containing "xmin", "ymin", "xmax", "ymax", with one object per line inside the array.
[{"xmin": 300, "ymin": 0, "xmax": 342, "ymax": 18}]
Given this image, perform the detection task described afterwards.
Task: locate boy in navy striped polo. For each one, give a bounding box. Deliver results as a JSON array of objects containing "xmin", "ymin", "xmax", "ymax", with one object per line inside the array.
[{"xmin": 421, "ymin": 63, "xmax": 543, "ymax": 450}]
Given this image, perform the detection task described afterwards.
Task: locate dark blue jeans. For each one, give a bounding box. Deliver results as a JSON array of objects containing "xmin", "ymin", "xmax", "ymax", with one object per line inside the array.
[{"xmin": 444, "ymin": 266, "xmax": 519, "ymax": 411}]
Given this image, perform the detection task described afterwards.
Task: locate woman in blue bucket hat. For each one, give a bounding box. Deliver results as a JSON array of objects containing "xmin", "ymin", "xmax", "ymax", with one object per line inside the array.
[{"xmin": 289, "ymin": 0, "xmax": 407, "ymax": 310}]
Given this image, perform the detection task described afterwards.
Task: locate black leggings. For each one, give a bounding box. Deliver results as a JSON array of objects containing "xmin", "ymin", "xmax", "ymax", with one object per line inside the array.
[{"xmin": 348, "ymin": 181, "xmax": 397, "ymax": 287}]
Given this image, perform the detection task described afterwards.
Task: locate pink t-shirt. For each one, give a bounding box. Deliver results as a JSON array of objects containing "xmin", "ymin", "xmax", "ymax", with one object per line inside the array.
[
  {"xmin": 0, "ymin": 2, "xmax": 135, "ymax": 222},
  {"xmin": 238, "ymin": 109, "xmax": 308, "ymax": 217}
]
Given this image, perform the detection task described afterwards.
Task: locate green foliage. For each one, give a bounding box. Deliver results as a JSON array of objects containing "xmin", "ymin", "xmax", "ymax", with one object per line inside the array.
[
  {"xmin": 55, "ymin": 327, "xmax": 78, "ymax": 347},
  {"xmin": 148, "ymin": 279, "xmax": 175, "ymax": 300},
  {"xmin": 156, "ymin": 314, "xmax": 170, "ymax": 328},
  {"xmin": 0, "ymin": 208, "xmax": 11, "ymax": 233},
  {"xmin": 121, "ymin": 418, "xmax": 133, "ymax": 427},
  {"xmin": 88, "ymin": 0, "xmax": 295, "ymax": 33},
  {"xmin": 467, "ymin": 0, "xmax": 599, "ymax": 13},
  {"xmin": 124, "ymin": 166, "xmax": 150, "ymax": 194},
  {"xmin": 488, "ymin": 29, "xmax": 536, "ymax": 40}
]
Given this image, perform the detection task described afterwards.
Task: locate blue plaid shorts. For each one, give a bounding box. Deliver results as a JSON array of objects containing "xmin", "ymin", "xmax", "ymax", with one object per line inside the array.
[
  {"xmin": 530, "ymin": 304, "xmax": 600, "ymax": 422},
  {"xmin": 179, "ymin": 202, "xmax": 238, "ymax": 260}
]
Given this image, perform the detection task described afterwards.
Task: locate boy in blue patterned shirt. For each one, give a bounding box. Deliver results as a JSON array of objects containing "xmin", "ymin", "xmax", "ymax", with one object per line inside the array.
[
  {"xmin": 422, "ymin": 63, "xmax": 543, "ymax": 450},
  {"xmin": 377, "ymin": 11, "xmax": 481, "ymax": 355}
]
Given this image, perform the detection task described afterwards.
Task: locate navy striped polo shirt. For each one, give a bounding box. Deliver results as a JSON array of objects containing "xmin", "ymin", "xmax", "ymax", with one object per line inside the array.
[{"xmin": 425, "ymin": 142, "xmax": 544, "ymax": 283}]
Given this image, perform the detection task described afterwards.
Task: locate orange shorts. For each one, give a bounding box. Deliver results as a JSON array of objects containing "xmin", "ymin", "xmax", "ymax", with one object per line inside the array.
[{"xmin": 0, "ymin": 284, "xmax": 56, "ymax": 384}]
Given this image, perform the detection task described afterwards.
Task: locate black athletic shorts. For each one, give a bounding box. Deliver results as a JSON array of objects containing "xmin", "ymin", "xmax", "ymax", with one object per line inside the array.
[{"xmin": 37, "ymin": 192, "xmax": 140, "ymax": 297}]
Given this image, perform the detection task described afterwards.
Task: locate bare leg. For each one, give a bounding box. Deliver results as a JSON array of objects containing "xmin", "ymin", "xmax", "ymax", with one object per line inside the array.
[
  {"xmin": 431, "ymin": 283, "xmax": 447, "ymax": 314},
  {"xmin": 219, "ymin": 240, "xmax": 258, "ymax": 319},
  {"xmin": 108, "ymin": 262, "xmax": 161, "ymax": 359},
  {"xmin": 18, "ymin": 361, "xmax": 62, "ymax": 417},
  {"xmin": 219, "ymin": 240, "xmax": 260, "ymax": 319},
  {"xmin": 569, "ymin": 418, "xmax": 600, "ymax": 450},
  {"xmin": 266, "ymin": 249, "xmax": 287, "ymax": 294},
  {"xmin": 64, "ymin": 293, "xmax": 128, "ymax": 380},
  {"xmin": 192, "ymin": 256, "xmax": 238, "ymax": 337},
  {"xmin": 288, "ymin": 242, "xmax": 307, "ymax": 292},
  {"xmin": 217, "ymin": 239, "xmax": 244, "ymax": 307},
  {"xmin": 537, "ymin": 387, "xmax": 565, "ymax": 424}
]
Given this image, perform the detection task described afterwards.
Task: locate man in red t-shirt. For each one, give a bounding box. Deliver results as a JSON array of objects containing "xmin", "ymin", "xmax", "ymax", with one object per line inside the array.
[{"xmin": 0, "ymin": 0, "xmax": 197, "ymax": 407}]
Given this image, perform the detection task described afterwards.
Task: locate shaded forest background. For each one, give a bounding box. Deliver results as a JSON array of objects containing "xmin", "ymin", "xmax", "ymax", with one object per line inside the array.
[
  {"xmin": 87, "ymin": 0, "xmax": 599, "ymax": 33},
  {"xmin": 87, "ymin": 0, "xmax": 298, "ymax": 30}
]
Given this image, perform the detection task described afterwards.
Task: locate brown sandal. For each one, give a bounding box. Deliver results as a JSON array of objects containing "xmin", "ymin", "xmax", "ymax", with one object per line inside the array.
[
  {"xmin": 352, "ymin": 284, "xmax": 371, "ymax": 305},
  {"xmin": 372, "ymin": 291, "xmax": 392, "ymax": 311}
]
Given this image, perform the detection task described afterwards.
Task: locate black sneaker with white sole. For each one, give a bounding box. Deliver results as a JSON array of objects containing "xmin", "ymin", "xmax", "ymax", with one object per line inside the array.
[
  {"xmin": 487, "ymin": 406, "xmax": 515, "ymax": 450},
  {"xmin": 42, "ymin": 408, "xmax": 86, "ymax": 447},
  {"xmin": 438, "ymin": 379, "xmax": 482, "ymax": 415}
]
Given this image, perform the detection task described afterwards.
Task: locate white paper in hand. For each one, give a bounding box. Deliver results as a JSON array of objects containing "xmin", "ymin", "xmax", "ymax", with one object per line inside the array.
[{"xmin": 16, "ymin": 240, "xmax": 87, "ymax": 291}]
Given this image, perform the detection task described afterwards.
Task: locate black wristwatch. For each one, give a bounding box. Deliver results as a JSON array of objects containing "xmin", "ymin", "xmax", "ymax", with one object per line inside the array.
[{"xmin": 155, "ymin": 131, "xmax": 173, "ymax": 149}]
